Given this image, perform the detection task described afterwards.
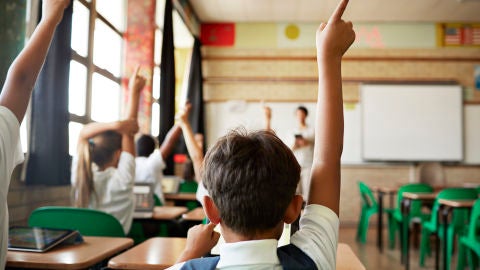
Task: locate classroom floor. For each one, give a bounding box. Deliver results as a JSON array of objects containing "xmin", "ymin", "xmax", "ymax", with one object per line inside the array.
[{"xmin": 338, "ymin": 226, "xmax": 454, "ymax": 270}]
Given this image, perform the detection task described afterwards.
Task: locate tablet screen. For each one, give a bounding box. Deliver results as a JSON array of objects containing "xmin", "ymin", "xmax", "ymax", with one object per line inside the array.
[{"xmin": 9, "ymin": 226, "xmax": 79, "ymax": 252}]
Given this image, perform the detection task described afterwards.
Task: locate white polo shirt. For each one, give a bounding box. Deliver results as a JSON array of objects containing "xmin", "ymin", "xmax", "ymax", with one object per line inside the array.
[
  {"xmin": 168, "ymin": 204, "xmax": 339, "ymax": 269},
  {"xmin": 135, "ymin": 150, "xmax": 166, "ymax": 205},
  {"xmin": 0, "ymin": 107, "xmax": 24, "ymax": 269}
]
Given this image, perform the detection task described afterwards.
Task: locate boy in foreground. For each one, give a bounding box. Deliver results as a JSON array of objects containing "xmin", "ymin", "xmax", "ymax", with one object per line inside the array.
[
  {"xmin": 0, "ymin": 0, "xmax": 70, "ymax": 268},
  {"xmin": 169, "ymin": 0, "xmax": 355, "ymax": 268}
]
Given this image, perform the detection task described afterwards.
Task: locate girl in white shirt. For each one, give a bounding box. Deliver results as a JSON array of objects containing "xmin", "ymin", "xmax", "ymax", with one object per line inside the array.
[{"xmin": 71, "ymin": 67, "xmax": 145, "ymax": 234}]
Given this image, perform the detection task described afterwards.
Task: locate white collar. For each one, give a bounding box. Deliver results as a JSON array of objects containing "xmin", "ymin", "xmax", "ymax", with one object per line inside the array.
[{"xmin": 217, "ymin": 239, "xmax": 280, "ymax": 268}]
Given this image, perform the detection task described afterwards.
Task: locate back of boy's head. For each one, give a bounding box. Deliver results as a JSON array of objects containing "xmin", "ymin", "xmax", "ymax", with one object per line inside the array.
[
  {"xmin": 136, "ymin": 134, "xmax": 156, "ymax": 157},
  {"xmin": 297, "ymin": 106, "xmax": 308, "ymax": 116},
  {"xmin": 91, "ymin": 131, "xmax": 122, "ymax": 167},
  {"xmin": 203, "ymin": 129, "xmax": 301, "ymax": 237}
]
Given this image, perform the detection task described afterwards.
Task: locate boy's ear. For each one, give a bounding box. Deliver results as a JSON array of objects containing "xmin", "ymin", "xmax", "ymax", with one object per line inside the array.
[
  {"xmin": 283, "ymin": 195, "xmax": 303, "ymax": 224},
  {"xmin": 203, "ymin": 196, "xmax": 221, "ymax": 225}
]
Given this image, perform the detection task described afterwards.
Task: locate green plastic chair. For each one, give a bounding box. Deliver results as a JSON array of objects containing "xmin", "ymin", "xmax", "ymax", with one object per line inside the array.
[
  {"xmin": 388, "ymin": 183, "xmax": 433, "ymax": 254},
  {"xmin": 419, "ymin": 188, "xmax": 479, "ymax": 268},
  {"xmin": 154, "ymin": 194, "xmax": 163, "ymax": 206},
  {"xmin": 179, "ymin": 180, "xmax": 198, "ymax": 193},
  {"xmin": 457, "ymin": 199, "xmax": 480, "ymax": 270},
  {"xmin": 28, "ymin": 206, "xmax": 125, "ymax": 237},
  {"xmin": 356, "ymin": 181, "xmax": 379, "ymax": 243}
]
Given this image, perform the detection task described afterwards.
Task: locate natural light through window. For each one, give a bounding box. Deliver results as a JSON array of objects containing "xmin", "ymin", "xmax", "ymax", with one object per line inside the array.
[
  {"xmin": 71, "ymin": 1, "xmax": 89, "ymax": 57},
  {"xmin": 91, "ymin": 73, "xmax": 121, "ymax": 122},
  {"xmin": 93, "ymin": 19, "xmax": 122, "ymax": 77},
  {"xmin": 68, "ymin": 60, "xmax": 87, "ymax": 116},
  {"xmin": 68, "ymin": 122, "xmax": 84, "ymax": 156}
]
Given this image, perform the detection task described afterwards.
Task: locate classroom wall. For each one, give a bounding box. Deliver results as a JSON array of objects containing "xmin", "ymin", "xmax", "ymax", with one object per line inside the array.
[{"xmin": 201, "ymin": 23, "xmax": 480, "ymax": 225}]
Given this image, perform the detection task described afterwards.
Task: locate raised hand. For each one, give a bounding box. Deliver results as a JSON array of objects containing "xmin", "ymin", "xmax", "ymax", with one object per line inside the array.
[
  {"xmin": 316, "ymin": 0, "xmax": 355, "ymax": 60},
  {"xmin": 128, "ymin": 66, "xmax": 146, "ymax": 94},
  {"xmin": 116, "ymin": 119, "xmax": 139, "ymax": 136},
  {"xmin": 41, "ymin": 0, "xmax": 70, "ymax": 26},
  {"xmin": 264, "ymin": 106, "xmax": 272, "ymax": 121},
  {"xmin": 176, "ymin": 102, "xmax": 192, "ymax": 125}
]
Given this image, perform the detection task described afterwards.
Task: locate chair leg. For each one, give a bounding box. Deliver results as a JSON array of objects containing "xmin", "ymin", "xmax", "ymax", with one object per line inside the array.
[
  {"xmin": 419, "ymin": 227, "xmax": 431, "ymax": 267},
  {"xmin": 388, "ymin": 216, "xmax": 397, "ymax": 249},
  {"xmin": 456, "ymin": 242, "xmax": 466, "ymax": 270},
  {"xmin": 360, "ymin": 213, "xmax": 370, "ymax": 244},
  {"xmin": 356, "ymin": 210, "xmax": 365, "ymax": 242}
]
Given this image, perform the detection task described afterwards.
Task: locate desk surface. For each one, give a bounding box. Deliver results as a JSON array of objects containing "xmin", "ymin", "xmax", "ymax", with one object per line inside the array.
[
  {"xmin": 372, "ymin": 186, "xmax": 398, "ymax": 194},
  {"xmin": 402, "ymin": 192, "xmax": 437, "ymax": 200},
  {"xmin": 7, "ymin": 236, "xmax": 133, "ymax": 270},
  {"xmin": 438, "ymin": 198, "xmax": 477, "ymax": 208},
  {"xmin": 152, "ymin": 206, "xmax": 188, "ymax": 220},
  {"xmin": 164, "ymin": 193, "xmax": 197, "ymax": 201},
  {"xmin": 182, "ymin": 207, "xmax": 205, "ymax": 221},
  {"xmin": 108, "ymin": 238, "xmax": 364, "ymax": 270}
]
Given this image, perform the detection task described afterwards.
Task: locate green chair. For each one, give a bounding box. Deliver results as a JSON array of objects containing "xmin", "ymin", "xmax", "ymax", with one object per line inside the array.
[
  {"xmin": 457, "ymin": 199, "xmax": 480, "ymax": 270},
  {"xmin": 28, "ymin": 206, "xmax": 125, "ymax": 237},
  {"xmin": 356, "ymin": 181, "xmax": 379, "ymax": 244},
  {"xmin": 179, "ymin": 180, "xmax": 198, "ymax": 193},
  {"xmin": 388, "ymin": 183, "xmax": 433, "ymax": 254},
  {"xmin": 154, "ymin": 194, "xmax": 163, "ymax": 206},
  {"xmin": 419, "ymin": 188, "xmax": 479, "ymax": 268}
]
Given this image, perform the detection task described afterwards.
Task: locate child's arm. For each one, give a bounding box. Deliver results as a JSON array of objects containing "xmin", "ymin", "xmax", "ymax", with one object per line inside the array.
[
  {"xmin": 308, "ymin": 0, "xmax": 355, "ymax": 216},
  {"xmin": 78, "ymin": 120, "xmax": 138, "ymax": 141},
  {"xmin": 264, "ymin": 105, "xmax": 272, "ymax": 131},
  {"xmin": 122, "ymin": 66, "xmax": 145, "ymax": 155},
  {"xmin": 159, "ymin": 125, "xmax": 182, "ymax": 160},
  {"xmin": 0, "ymin": 0, "xmax": 69, "ymax": 123},
  {"xmin": 176, "ymin": 103, "xmax": 203, "ymax": 183},
  {"xmin": 175, "ymin": 223, "xmax": 220, "ymax": 263}
]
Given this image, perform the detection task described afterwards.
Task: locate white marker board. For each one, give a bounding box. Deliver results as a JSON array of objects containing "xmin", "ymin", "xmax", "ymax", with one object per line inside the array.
[
  {"xmin": 361, "ymin": 84, "xmax": 463, "ymax": 162},
  {"xmin": 205, "ymin": 101, "xmax": 363, "ymax": 164},
  {"xmin": 465, "ymin": 105, "xmax": 480, "ymax": 164}
]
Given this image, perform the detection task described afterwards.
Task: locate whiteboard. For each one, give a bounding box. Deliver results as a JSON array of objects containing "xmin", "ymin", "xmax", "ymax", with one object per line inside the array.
[
  {"xmin": 205, "ymin": 101, "xmax": 363, "ymax": 164},
  {"xmin": 361, "ymin": 84, "xmax": 463, "ymax": 162},
  {"xmin": 465, "ymin": 105, "xmax": 480, "ymax": 164}
]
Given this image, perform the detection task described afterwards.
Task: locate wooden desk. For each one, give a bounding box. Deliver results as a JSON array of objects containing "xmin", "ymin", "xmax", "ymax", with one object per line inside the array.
[
  {"xmin": 164, "ymin": 193, "xmax": 197, "ymax": 202},
  {"xmin": 7, "ymin": 236, "xmax": 133, "ymax": 269},
  {"xmin": 437, "ymin": 199, "xmax": 476, "ymax": 270},
  {"xmin": 400, "ymin": 192, "xmax": 437, "ymax": 270},
  {"xmin": 152, "ymin": 206, "xmax": 188, "ymax": 220},
  {"xmin": 182, "ymin": 207, "xmax": 205, "ymax": 222},
  {"xmin": 372, "ymin": 186, "xmax": 397, "ymax": 252},
  {"xmin": 108, "ymin": 238, "xmax": 364, "ymax": 270}
]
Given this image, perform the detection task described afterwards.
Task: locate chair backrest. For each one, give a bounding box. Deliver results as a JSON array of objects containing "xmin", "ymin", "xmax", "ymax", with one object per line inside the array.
[
  {"xmin": 418, "ymin": 162, "xmax": 445, "ymax": 188},
  {"xmin": 396, "ymin": 183, "xmax": 433, "ymax": 215},
  {"xmin": 358, "ymin": 181, "xmax": 377, "ymax": 209},
  {"xmin": 429, "ymin": 188, "xmax": 479, "ymax": 226},
  {"xmin": 466, "ymin": 199, "xmax": 480, "ymax": 239},
  {"xmin": 179, "ymin": 180, "xmax": 198, "ymax": 193},
  {"xmin": 28, "ymin": 206, "xmax": 125, "ymax": 237}
]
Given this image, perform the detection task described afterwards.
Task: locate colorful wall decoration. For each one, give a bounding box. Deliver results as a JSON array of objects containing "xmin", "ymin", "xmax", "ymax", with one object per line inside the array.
[{"xmin": 437, "ymin": 23, "xmax": 480, "ymax": 47}]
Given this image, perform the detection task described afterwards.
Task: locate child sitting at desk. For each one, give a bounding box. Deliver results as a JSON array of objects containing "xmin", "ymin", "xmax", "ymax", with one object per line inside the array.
[
  {"xmin": 168, "ymin": 0, "xmax": 355, "ymax": 268},
  {"xmin": 71, "ymin": 67, "xmax": 144, "ymax": 234},
  {"xmin": 0, "ymin": 0, "xmax": 69, "ymax": 267},
  {"xmin": 135, "ymin": 124, "xmax": 182, "ymax": 205}
]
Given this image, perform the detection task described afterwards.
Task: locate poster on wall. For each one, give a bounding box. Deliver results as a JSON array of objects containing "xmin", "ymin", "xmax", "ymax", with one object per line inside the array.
[{"xmin": 475, "ymin": 65, "xmax": 480, "ymax": 91}]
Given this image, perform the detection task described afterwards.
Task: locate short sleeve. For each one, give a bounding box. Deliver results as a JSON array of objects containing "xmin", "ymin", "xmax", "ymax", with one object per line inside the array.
[
  {"xmin": 0, "ymin": 106, "xmax": 24, "ymax": 182},
  {"xmin": 290, "ymin": 204, "xmax": 339, "ymax": 270},
  {"xmin": 146, "ymin": 150, "xmax": 166, "ymax": 173},
  {"xmin": 113, "ymin": 152, "xmax": 135, "ymax": 189}
]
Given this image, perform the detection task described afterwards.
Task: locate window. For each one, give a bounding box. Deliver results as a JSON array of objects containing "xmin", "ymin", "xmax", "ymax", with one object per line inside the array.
[
  {"xmin": 69, "ymin": 0, "xmax": 126, "ymax": 155},
  {"xmin": 151, "ymin": 0, "xmax": 165, "ymax": 137}
]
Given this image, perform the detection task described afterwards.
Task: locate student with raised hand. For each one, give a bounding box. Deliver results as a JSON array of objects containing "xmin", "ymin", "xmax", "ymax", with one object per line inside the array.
[
  {"xmin": 168, "ymin": 0, "xmax": 355, "ymax": 268},
  {"xmin": 0, "ymin": 0, "xmax": 69, "ymax": 268},
  {"xmin": 175, "ymin": 103, "xmax": 209, "ymax": 204},
  {"xmin": 71, "ymin": 67, "xmax": 144, "ymax": 234}
]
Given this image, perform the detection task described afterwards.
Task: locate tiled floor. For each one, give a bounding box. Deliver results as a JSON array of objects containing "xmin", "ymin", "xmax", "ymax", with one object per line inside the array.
[{"xmin": 338, "ymin": 227, "xmax": 456, "ymax": 270}]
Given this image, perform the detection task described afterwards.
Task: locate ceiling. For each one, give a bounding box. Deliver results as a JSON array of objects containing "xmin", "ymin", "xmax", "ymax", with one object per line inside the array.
[{"xmin": 189, "ymin": 0, "xmax": 480, "ymax": 23}]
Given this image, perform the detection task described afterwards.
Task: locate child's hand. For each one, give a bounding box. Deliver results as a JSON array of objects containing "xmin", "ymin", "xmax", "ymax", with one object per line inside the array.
[
  {"xmin": 128, "ymin": 66, "xmax": 146, "ymax": 94},
  {"xmin": 264, "ymin": 106, "xmax": 272, "ymax": 121},
  {"xmin": 116, "ymin": 119, "xmax": 139, "ymax": 136},
  {"xmin": 41, "ymin": 0, "xmax": 70, "ymax": 26},
  {"xmin": 177, "ymin": 223, "xmax": 220, "ymax": 262},
  {"xmin": 316, "ymin": 0, "xmax": 355, "ymax": 61},
  {"xmin": 176, "ymin": 102, "xmax": 192, "ymax": 125}
]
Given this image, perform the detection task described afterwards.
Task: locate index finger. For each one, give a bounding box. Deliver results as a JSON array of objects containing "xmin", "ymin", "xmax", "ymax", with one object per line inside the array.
[
  {"xmin": 132, "ymin": 65, "xmax": 140, "ymax": 77},
  {"xmin": 328, "ymin": 0, "xmax": 349, "ymax": 23}
]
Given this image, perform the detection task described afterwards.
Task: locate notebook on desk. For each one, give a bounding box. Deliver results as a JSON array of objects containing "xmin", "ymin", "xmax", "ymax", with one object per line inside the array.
[
  {"xmin": 161, "ymin": 176, "xmax": 181, "ymax": 194},
  {"xmin": 133, "ymin": 183, "xmax": 155, "ymax": 219}
]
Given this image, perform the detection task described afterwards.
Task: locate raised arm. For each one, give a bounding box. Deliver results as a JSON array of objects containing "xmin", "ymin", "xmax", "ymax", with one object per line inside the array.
[
  {"xmin": 176, "ymin": 103, "xmax": 204, "ymax": 183},
  {"xmin": 78, "ymin": 119, "xmax": 138, "ymax": 142},
  {"xmin": 263, "ymin": 105, "xmax": 272, "ymax": 131},
  {"xmin": 0, "ymin": 0, "xmax": 70, "ymax": 123},
  {"xmin": 308, "ymin": 0, "xmax": 355, "ymax": 215},
  {"xmin": 159, "ymin": 125, "xmax": 182, "ymax": 160},
  {"xmin": 122, "ymin": 66, "xmax": 145, "ymax": 155}
]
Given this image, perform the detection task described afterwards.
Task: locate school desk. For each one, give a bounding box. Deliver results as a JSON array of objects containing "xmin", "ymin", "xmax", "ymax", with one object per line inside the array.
[
  {"xmin": 181, "ymin": 207, "xmax": 205, "ymax": 222},
  {"xmin": 108, "ymin": 238, "xmax": 365, "ymax": 270},
  {"xmin": 164, "ymin": 192, "xmax": 197, "ymax": 202},
  {"xmin": 152, "ymin": 206, "xmax": 189, "ymax": 220},
  {"xmin": 6, "ymin": 236, "xmax": 133, "ymax": 269},
  {"xmin": 372, "ymin": 186, "xmax": 397, "ymax": 252}
]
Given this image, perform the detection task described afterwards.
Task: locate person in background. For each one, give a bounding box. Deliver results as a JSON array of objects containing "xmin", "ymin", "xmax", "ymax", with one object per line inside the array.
[
  {"xmin": 168, "ymin": 0, "xmax": 355, "ymax": 268},
  {"xmin": 135, "ymin": 123, "xmax": 182, "ymax": 205},
  {"xmin": 0, "ymin": 0, "xmax": 69, "ymax": 267},
  {"xmin": 71, "ymin": 67, "xmax": 144, "ymax": 234}
]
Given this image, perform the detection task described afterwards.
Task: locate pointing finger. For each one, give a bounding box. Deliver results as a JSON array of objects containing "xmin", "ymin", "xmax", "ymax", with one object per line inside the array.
[
  {"xmin": 328, "ymin": 0, "xmax": 349, "ymax": 23},
  {"xmin": 132, "ymin": 65, "xmax": 140, "ymax": 77}
]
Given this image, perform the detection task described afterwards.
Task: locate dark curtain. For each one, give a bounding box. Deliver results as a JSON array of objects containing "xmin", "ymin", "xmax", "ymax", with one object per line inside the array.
[
  {"xmin": 158, "ymin": 0, "xmax": 176, "ymax": 175},
  {"xmin": 26, "ymin": 1, "xmax": 72, "ymax": 185},
  {"xmin": 186, "ymin": 37, "xmax": 205, "ymax": 152}
]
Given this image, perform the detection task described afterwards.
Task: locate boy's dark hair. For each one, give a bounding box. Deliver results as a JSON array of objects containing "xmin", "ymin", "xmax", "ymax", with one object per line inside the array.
[
  {"xmin": 203, "ymin": 129, "xmax": 301, "ymax": 237},
  {"xmin": 91, "ymin": 131, "xmax": 122, "ymax": 167},
  {"xmin": 297, "ymin": 106, "xmax": 308, "ymax": 116},
  {"xmin": 136, "ymin": 134, "xmax": 156, "ymax": 157}
]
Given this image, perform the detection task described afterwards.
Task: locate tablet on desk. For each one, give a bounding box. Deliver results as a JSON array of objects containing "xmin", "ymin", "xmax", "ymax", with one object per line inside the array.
[{"xmin": 8, "ymin": 226, "xmax": 82, "ymax": 252}]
